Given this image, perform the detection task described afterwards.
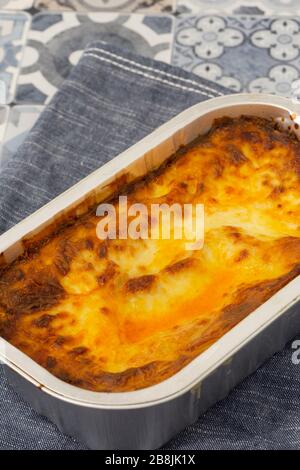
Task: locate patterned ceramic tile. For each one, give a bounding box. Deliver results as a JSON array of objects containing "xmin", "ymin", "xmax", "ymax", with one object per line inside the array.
[
  {"xmin": 16, "ymin": 12, "xmax": 174, "ymax": 104},
  {"xmin": 0, "ymin": 0, "xmax": 33, "ymax": 10},
  {"xmin": 0, "ymin": 12, "xmax": 30, "ymax": 104},
  {"xmin": 172, "ymin": 15, "xmax": 300, "ymax": 97},
  {"xmin": 35, "ymin": 0, "xmax": 174, "ymax": 13},
  {"xmin": 176, "ymin": 0, "xmax": 300, "ymax": 16},
  {"xmin": 1, "ymin": 105, "xmax": 43, "ymax": 167}
]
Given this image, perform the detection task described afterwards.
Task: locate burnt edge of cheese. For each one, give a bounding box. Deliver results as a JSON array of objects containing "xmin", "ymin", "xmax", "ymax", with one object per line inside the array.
[
  {"xmin": 125, "ymin": 274, "xmax": 156, "ymax": 293},
  {"xmin": 1, "ymin": 115, "xmax": 300, "ymax": 393}
]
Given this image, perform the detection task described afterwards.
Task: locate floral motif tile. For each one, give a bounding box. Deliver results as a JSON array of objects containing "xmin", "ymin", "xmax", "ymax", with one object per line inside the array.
[
  {"xmin": 0, "ymin": 12, "xmax": 30, "ymax": 104},
  {"xmin": 0, "ymin": 0, "xmax": 33, "ymax": 10},
  {"xmin": 34, "ymin": 0, "xmax": 174, "ymax": 13},
  {"xmin": 172, "ymin": 15, "xmax": 300, "ymax": 97},
  {"xmin": 16, "ymin": 12, "xmax": 174, "ymax": 104},
  {"xmin": 176, "ymin": 0, "xmax": 300, "ymax": 16},
  {"xmin": 1, "ymin": 105, "xmax": 43, "ymax": 167}
]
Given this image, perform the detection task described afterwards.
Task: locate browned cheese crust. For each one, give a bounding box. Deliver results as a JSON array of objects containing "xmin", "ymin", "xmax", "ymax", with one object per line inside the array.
[{"xmin": 1, "ymin": 116, "xmax": 300, "ymax": 392}]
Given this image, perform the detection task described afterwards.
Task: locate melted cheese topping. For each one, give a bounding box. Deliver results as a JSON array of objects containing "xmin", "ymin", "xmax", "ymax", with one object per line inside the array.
[{"xmin": 1, "ymin": 116, "xmax": 300, "ymax": 392}]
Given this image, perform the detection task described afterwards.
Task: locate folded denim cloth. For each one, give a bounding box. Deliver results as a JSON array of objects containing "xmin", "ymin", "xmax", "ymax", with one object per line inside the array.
[{"xmin": 0, "ymin": 42, "xmax": 299, "ymax": 450}]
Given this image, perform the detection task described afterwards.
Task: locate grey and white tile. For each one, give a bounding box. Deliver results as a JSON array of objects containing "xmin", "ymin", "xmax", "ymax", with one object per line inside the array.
[
  {"xmin": 0, "ymin": 12, "xmax": 30, "ymax": 104},
  {"xmin": 172, "ymin": 15, "xmax": 300, "ymax": 97},
  {"xmin": 1, "ymin": 105, "xmax": 43, "ymax": 167},
  {"xmin": 35, "ymin": 0, "xmax": 174, "ymax": 13},
  {"xmin": 250, "ymin": 0, "xmax": 300, "ymax": 16},
  {"xmin": 0, "ymin": 0, "xmax": 33, "ymax": 9},
  {"xmin": 16, "ymin": 12, "xmax": 174, "ymax": 104},
  {"xmin": 176, "ymin": 0, "xmax": 300, "ymax": 16},
  {"xmin": 175, "ymin": 0, "xmax": 251, "ymax": 16}
]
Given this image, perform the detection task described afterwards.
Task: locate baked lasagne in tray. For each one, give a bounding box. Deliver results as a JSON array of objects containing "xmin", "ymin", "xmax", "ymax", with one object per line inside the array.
[{"xmin": 1, "ymin": 115, "xmax": 300, "ymax": 393}]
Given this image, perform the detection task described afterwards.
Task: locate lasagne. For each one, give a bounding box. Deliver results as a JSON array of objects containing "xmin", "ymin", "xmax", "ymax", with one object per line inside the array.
[{"xmin": 1, "ymin": 115, "xmax": 300, "ymax": 392}]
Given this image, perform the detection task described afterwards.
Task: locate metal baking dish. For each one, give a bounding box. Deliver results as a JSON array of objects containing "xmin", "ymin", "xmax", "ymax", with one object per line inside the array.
[{"xmin": 1, "ymin": 93, "xmax": 300, "ymax": 450}]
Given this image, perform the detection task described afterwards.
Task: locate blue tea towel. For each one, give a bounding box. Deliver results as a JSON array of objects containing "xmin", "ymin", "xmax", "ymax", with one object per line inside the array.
[{"xmin": 0, "ymin": 42, "xmax": 299, "ymax": 450}]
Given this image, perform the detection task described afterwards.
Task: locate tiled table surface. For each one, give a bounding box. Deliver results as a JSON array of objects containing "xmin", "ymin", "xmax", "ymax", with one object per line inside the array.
[{"xmin": 1, "ymin": 1, "xmax": 300, "ymax": 162}]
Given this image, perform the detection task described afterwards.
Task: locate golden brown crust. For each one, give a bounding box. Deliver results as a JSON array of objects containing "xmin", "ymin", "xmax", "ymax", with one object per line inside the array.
[{"xmin": 1, "ymin": 116, "xmax": 300, "ymax": 392}]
